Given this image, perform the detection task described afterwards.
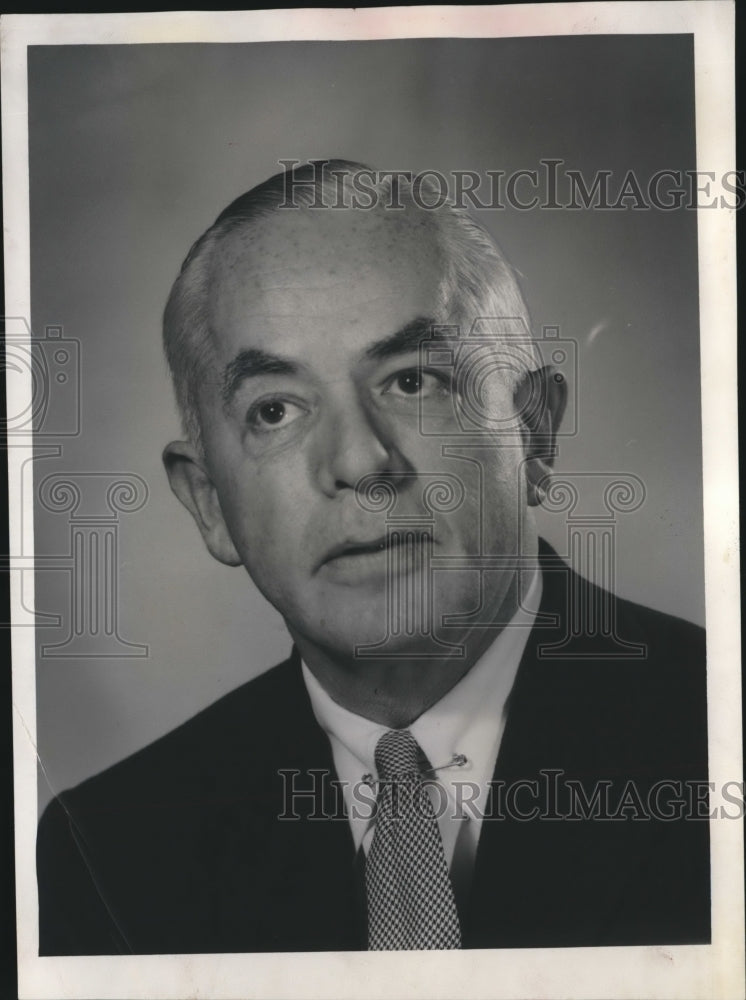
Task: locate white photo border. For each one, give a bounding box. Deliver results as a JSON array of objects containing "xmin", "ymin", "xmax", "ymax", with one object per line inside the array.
[{"xmin": 2, "ymin": 3, "xmax": 742, "ymax": 998}]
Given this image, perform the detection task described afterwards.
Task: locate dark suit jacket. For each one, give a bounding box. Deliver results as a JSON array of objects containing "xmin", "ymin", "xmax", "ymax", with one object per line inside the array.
[{"xmin": 37, "ymin": 541, "xmax": 710, "ymax": 954}]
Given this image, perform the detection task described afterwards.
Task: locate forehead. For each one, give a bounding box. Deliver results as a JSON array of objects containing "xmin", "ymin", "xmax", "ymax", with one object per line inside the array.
[{"xmin": 205, "ymin": 206, "xmax": 446, "ymax": 363}]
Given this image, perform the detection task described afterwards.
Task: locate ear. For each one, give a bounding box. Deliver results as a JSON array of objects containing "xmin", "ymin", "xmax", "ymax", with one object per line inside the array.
[
  {"xmin": 513, "ymin": 366, "xmax": 568, "ymax": 507},
  {"xmin": 162, "ymin": 440, "xmax": 242, "ymax": 566}
]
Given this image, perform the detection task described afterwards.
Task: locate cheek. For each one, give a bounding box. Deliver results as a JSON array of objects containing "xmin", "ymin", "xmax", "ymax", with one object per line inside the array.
[
  {"xmin": 438, "ymin": 445, "xmax": 523, "ymax": 537},
  {"xmin": 481, "ymin": 451, "xmax": 526, "ymax": 542},
  {"xmin": 216, "ymin": 464, "xmax": 302, "ymax": 567}
]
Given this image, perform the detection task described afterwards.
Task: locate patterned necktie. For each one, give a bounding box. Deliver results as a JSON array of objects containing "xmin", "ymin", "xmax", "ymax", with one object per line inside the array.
[{"xmin": 365, "ymin": 729, "xmax": 462, "ymax": 950}]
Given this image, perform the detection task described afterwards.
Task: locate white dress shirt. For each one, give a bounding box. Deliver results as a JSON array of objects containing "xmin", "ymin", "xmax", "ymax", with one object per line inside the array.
[{"xmin": 301, "ymin": 566, "xmax": 541, "ymax": 903}]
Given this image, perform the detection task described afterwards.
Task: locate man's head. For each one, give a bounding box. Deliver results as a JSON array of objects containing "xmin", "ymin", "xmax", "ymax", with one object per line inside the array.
[{"xmin": 163, "ymin": 161, "xmax": 565, "ymax": 659}]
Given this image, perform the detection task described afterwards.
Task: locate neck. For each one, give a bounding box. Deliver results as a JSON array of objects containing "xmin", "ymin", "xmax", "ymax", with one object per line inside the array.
[{"xmin": 291, "ymin": 560, "xmax": 536, "ymax": 729}]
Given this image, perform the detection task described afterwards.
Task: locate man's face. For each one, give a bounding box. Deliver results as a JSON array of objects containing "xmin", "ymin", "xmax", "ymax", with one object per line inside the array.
[{"xmin": 192, "ymin": 207, "xmax": 535, "ymax": 657}]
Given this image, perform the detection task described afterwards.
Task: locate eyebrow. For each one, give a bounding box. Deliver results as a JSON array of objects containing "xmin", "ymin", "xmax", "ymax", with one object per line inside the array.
[
  {"xmin": 364, "ymin": 316, "xmax": 439, "ymax": 361},
  {"xmin": 221, "ymin": 349, "xmax": 299, "ymax": 406},
  {"xmin": 220, "ymin": 315, "xmax": 440, "ymax": 407}
]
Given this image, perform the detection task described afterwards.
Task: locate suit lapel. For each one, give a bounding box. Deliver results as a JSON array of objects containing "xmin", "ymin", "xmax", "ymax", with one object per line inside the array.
[
  {"xmin": 462, "ymin": 556, "xmax": 571, "ymax": 946},
  {"xmin": 463, "ymin": 548, "xmax": 660, "ymax": 948},
  {"xmin": 255, "ymin": 651, "xmax": 364, "ymax": 951}
]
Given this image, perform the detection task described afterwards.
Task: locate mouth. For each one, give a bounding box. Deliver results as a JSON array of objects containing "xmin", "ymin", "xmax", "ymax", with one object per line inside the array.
[{"xmin": 318, "ymin": 532, "xmax": 434, "ymax": 581}]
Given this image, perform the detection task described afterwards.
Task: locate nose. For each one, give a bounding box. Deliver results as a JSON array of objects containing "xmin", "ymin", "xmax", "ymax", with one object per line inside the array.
[{"xmin": 312, "ymin": 394, "xmax": 406, "ymax": 497}]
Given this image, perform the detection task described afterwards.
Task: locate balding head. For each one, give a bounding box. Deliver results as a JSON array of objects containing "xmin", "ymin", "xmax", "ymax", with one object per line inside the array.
[{"xmin": 163, "ymin": 160, "xmax": 537, "ymax": 448}]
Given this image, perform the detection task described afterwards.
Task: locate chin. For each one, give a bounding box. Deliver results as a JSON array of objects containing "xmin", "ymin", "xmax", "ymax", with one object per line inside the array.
[
  {"xmin": 293, "ymin": 574, "xmax": 486, "ymax": 662},
  {"xmin": 309, "ymin": 604, "xmax": 401, "ymax": 657}
]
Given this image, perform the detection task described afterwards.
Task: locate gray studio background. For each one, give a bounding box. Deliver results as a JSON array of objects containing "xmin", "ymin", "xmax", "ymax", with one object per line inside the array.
[{"xmin": 29, "ymin": 37, "xmax": 703, "ymax": 810}]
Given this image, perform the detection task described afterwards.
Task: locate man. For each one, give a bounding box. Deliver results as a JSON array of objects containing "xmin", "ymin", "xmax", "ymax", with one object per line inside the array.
[{"xmin": 37, "ymin": 161, "xmax": 709, "ymax": 954}]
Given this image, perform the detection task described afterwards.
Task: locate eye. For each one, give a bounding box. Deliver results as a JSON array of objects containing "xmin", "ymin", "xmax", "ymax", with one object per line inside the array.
[
  {"xmin": 394, "ymin": 370, "xmax": 424, "ymax": 395},
  {"xmin": 248, "ymin": 398, "xmax": 306, "ymax": 432},
  {"xmin": 384, "ymin": 367, "xmax": 452, "ymax": 399}
]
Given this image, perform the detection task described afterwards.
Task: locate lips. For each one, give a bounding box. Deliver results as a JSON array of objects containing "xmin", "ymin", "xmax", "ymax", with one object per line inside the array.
[
  {"xmin": 322, "ymin": 534, "xmax": 395, "ymax": 565},
  {"xmin": 318, "ymin": 531, "xmax": 433, "ymax": 578}
]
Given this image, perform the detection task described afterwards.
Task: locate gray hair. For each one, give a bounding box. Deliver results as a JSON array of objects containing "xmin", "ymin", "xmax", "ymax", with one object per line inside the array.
[{"xmin": 163, "ymin": 160, "xmax": 538, "ymax": 448}]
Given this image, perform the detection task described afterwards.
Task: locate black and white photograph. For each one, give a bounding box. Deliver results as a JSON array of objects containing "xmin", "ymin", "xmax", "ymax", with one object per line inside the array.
[{"xmin": 3, "ymin": 3, "xmax": 742, "ymax": 998}]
